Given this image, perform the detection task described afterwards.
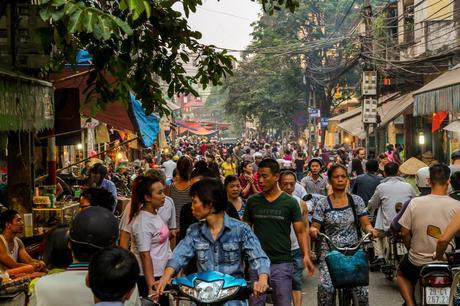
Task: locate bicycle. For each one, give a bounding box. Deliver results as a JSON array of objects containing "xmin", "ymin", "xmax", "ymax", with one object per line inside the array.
[{"xmin": 318, "ymin": 232, "xmax": 372, "ymax": 306}]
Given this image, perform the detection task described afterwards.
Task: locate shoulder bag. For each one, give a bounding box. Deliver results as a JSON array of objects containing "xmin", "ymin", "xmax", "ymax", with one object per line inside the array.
[{"xmin": 325, "ymin": 194, "xmax": 370, "ymax": 288}]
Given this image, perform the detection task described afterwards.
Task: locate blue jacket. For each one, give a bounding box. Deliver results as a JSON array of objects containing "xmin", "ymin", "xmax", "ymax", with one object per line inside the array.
[{"xmin": 167, "ymin": 214, "xmax": 270, "ymax": 279}]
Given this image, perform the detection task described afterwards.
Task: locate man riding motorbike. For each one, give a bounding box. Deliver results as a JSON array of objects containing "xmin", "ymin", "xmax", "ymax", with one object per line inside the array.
[
  {"xmin": 397, "ymin": 164, "xmax": 460, "ymax": 306},
  {"xmin": 155, "ymin": 178, "xmax": 270, "ymax": 305}
]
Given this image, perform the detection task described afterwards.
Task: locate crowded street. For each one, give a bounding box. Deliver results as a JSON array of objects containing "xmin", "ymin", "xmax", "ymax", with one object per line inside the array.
[{"xmin": 3, "ymin": 0, "xmax": 460, "ymax": 305}]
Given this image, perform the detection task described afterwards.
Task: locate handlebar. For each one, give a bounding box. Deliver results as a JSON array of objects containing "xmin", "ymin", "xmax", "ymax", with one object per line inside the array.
[{"xmin": 318, "ymin": 232, "xmax": 372, "ymax": 252}]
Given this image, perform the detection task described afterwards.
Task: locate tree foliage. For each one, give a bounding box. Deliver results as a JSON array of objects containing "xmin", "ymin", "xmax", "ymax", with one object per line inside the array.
[
  {"xmin": 39, "ymin": 0, "xmax": 298, "ymax": 116},
  {"xmin": 218, "ymin": 0, "xmax": 365, "ymax": 135}
]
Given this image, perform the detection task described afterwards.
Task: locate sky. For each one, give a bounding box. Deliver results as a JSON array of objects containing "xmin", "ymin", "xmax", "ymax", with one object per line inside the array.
[{"xmin": 185, "ymin": 0, "xmax": 261, "ymax": 53}]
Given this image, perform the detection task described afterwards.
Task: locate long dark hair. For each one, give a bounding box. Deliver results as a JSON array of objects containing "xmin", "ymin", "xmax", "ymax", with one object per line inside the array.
[
  {"xmin": 176, "ymin": 156, "xmax": 193, "ymax": 181},
  {"xmin": 129, "ymin": 176, "xmax": 161, "ymax": 222}
]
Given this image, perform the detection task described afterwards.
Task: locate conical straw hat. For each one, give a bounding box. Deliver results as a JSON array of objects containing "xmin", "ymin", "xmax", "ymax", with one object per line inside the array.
[{"xmin": 399, "ymin": 157, "xmax": 427, "ymax": 175}]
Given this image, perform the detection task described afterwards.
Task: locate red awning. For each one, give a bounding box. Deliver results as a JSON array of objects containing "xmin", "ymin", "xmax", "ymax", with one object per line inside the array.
[
  {"xmin": 81, "ymin": 102, "xmax": 135, "ymax": 131},
  {"xmin": 177, "ymin": 126, "xmax": 217, "ymax": 136},
  {"xmin": 51, "ymin": 69, "xmax": 136, "ymax": 131}
]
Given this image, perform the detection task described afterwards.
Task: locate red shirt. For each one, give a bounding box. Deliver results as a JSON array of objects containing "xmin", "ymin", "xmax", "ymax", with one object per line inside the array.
[{"xmin": 239, "ymin": 173, "xmax": 261, "ymax": 199}]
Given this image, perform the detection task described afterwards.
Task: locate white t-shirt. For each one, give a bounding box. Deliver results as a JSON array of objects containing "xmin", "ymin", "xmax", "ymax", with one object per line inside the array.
[
  {"xmin": 162, "ymin": 160, "xmax": 177, "ymax": 180},
  {"xmin": 120, "ymin": 197, "xmax": 177, "ymax": 233},
  {"xmin": 289, "ymin": 195, "xmax": 303, "ymax": 251},
  {"xmin": 399, "ymin": 194, "xmax": 460, "ymax": 266},
  {"xmin": 131, "ymin": 210, "xmax": 172, "ymax": 277},
  {"xmin": 30, "ymin": 269, "xmax": 141, "ymax": 306}
]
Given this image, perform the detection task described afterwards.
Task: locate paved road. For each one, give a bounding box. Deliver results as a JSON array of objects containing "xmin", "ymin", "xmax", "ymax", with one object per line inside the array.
[{"xmin": 301, "ymin": 270, "xmax": 403, "ymax": 305}]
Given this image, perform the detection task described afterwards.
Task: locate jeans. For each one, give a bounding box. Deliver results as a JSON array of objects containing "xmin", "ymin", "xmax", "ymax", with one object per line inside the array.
[
  {"xmin": 292, "ymin": 248, "xmax": 304, "ymax": 291},
  {"xmin": 249, "ymin": 262, "xmax": 294, "ymax": 306}
]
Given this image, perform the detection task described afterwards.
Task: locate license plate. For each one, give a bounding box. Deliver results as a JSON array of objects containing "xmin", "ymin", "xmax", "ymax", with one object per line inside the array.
[
  {"xmin": 396, "ymin": 243, "xmax": 407, "ymax": 256},
  {"xmin": 426, "ymin": 287, "xmax": 450, "ymax": 305}
]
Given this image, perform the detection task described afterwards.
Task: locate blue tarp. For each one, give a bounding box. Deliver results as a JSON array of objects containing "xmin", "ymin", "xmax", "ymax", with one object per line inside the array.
[
  {"xmin": 130, "ymin": 93, "xmax": 160, "ymax": 147},
  {"xmin": 72, "ymin": 50, "xmax": 160, "ymax": 147},
  {"xmin": 76, "ymin": 50, "xmax": 92, "ymax": 65}
]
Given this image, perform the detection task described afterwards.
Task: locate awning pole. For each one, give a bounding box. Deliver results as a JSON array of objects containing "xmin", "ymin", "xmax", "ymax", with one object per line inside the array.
[{"xmin": 35, "ymin": 137, "xmax": 139, "ymax": 182}]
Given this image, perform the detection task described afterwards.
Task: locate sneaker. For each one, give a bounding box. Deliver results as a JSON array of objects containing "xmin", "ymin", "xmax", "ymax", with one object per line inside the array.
[{"xmin": 370, "ymin": 258, "xmax": 385, "ymax": 272}]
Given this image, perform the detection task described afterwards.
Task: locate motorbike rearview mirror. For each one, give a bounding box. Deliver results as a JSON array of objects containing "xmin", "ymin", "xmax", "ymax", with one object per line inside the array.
[{"xmin": 427, "ymin": 225, "xmax": 442, "ymax": 239}]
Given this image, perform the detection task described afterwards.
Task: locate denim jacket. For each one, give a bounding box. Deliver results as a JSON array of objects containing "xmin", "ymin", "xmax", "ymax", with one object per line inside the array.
[{"xmin": 167, "ymin": 214, "xmax": 271, "ymax": 279}]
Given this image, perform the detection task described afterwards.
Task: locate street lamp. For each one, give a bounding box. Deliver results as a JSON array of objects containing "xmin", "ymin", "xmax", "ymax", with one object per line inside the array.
[
  {"xmin": 76, "ymin": 143, "xmax": 83, "ymax": 150},
  {"xmin": 418, "ymin": 132, "xmax": 425, "ymax": 145}
]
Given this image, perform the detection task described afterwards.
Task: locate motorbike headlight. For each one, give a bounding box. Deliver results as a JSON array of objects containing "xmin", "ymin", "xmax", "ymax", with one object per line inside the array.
[{"xmin": 179, "ymin": 280, "xmax": 239, "ymax": 303}]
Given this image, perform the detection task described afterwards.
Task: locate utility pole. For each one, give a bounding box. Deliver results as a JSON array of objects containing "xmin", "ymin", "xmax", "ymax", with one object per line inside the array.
[{"xmin": 361, "ymin": 0, "xmax": 377, "ymax": 155}]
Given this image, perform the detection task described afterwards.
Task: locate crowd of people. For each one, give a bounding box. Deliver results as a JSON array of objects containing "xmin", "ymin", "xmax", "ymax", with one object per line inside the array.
[{"xmin": 2, "ymin": 136, "xmax": 460, "ymax": 306}]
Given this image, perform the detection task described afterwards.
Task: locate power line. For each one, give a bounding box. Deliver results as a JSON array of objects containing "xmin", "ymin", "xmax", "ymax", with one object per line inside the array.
[
  {"xmin": 197, "ymin": 7, "xmax": 255, "ymax": 21},
  {"xmin": 329, "ymin": 0, "xmax": 359, "ymax": 38}
]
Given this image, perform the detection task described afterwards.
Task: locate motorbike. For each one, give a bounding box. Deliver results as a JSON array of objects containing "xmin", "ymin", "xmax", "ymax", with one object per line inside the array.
[
  {"xmin": 416, "ymin": 225, "xmax": 460, "ymax": 305},
  {"xmin": 380, "ymin": 232, "xmax": 408, "ymax": 280},
  {"xmin": 110, "ymin": 172, "xmax": 131, "ymax": 197},
  {"xmin": 165, "ymin": 271, "xmax": 265, "ymax": 306}
]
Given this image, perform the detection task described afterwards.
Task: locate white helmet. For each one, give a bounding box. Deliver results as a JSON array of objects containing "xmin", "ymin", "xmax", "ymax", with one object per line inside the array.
[{"xmin": 416, "ymin": 167, "xmax": 430, "ymax": 188}]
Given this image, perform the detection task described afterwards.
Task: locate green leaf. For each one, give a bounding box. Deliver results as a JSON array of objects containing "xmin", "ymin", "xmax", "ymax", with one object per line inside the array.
[
  {"xmin": 68, "ymin": 9, "xmax": 82, "ymax": 33},
  {"xmin": 64, "ymin": 2, "xmax": 78, "ymax": 15},
  {"xmin": 82, "ymin": 10, "xmax": 95, "ymax": 33},
  {"xmin": 119, "ymin": 0, "xmax": 128, "ymax": 10},
  {"xmin": 143, "ymin": 0, "xmax": 151, "ymax": 18},
  {"xmin": 51, "ymin": 0, "xmax": 66, "ymax": 7},
  {"xmin": 50, "ymin": 7, "xmax": 65, "ymax": 21},
  {"xmin": 39, "ymin": 6, "xmax": 52, "ymax": 21},
  {"xmin": 112, "ymin": 16, "xmax": 133, "ymax": 35},
  {"xmin": 99, "ymin": 17, "xmax": 112, "ymax": 40},
  {"xmin": 92, "ymin": 22, "xmax": 103, "ymax": 40},
  {"xmin": 128, "ymin": 0, "xmax": 145, "ymax": 20}
]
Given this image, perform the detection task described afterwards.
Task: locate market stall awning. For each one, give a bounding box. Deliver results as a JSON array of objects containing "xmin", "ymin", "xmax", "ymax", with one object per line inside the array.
[
  {"xmin": 0, "ymin": 67, "xmax": 54, "ymax": 131},
  {"xmin": 413, "ymin": 65, "xmax": 460, "ymax": 115},
  {"xmin": 81, "ymin": 102, "xmax": 136, "ymax": 131},
  {"xmin": 337, "ymin": 115, "xmax": 366, "ymax": 139},
  {"xmin": 328, "ymin": 93, "xmax": 400, "ymax": 134},
  {"xmin": 175, "ymin": 119, "xmax": 198, "ymax": 130},
  {"xmin": 81, "ymin": 94, "xmax": 159, "ymax": 147},
  {"xmin": 379, "ymin": 94, "xmax": 414, "ymax": 127},
  {"xmin": 178, "ymin": 126, "xmax": 218, "ymax": 136}
]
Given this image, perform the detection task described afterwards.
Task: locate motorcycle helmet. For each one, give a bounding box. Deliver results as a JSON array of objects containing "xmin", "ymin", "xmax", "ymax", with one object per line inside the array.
[
  {"xmin": 415, "ymin": 166, "xmax": 430, "ymax": 188},
  {"xmin": 69, "ymin": 206, "xmax": 119, "ymax": 249},
  {"xmin": 308, "ymin": 158, "xmax": 323, "ymax": 169}
]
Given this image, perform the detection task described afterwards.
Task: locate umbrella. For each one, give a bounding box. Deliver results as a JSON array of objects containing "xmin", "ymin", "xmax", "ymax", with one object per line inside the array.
[{"xmin": 399, "ymin": 157, "xmax": 427, "ymax": 175}]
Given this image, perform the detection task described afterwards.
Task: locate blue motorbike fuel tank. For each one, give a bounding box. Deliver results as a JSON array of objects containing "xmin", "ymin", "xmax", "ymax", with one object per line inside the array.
[{"xmin": 172, "ymin": 271, "xmax": 247, "ymax": 288}]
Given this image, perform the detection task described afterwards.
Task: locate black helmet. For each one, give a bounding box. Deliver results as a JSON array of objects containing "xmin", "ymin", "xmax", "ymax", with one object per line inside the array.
[
  {"xmin": 308, "ymin": 158, "xmax": 323, "ymax": 168},
  {"xmin": 452, "ymin": 150, "xmax": 460, "ymax": 161},
  {"xmin": 69, "ymin": 206, "xmax": 118, "ymax": 249}
]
